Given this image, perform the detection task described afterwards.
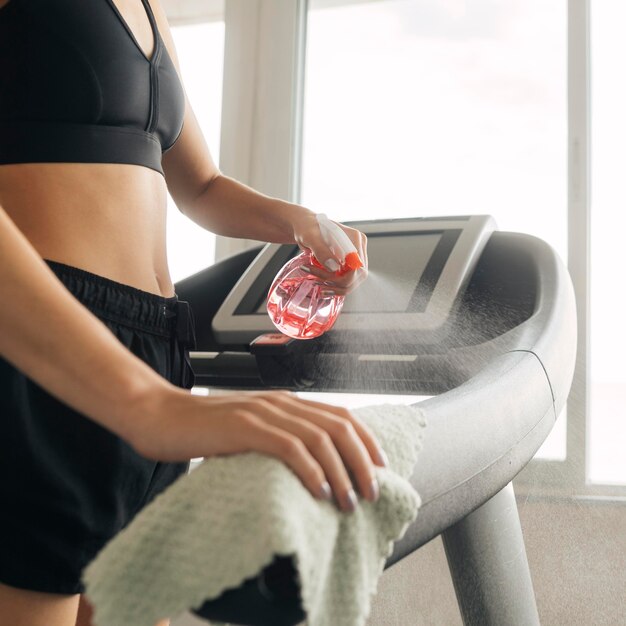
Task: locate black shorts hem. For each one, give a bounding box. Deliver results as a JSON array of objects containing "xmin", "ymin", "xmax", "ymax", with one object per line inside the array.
[{"xmin": 0, "ymin": 567, "xmax": 85, "ymax": 596}]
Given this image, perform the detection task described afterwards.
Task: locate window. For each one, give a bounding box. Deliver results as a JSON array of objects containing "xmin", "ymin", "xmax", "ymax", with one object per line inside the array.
[
  {"xmin": 167, "ymin": 20, "xmax": 225, "ymax": 283},
  {"xmin": 302, "ymin": 0, "xmax": 567, "ymax": 460},
  {"xmin": 302, "ymin": 0, "xmax": 566, "ymax": 257},
  {"xmin": 589, "ymin": 2, "xmax": 626, "ymax": 485}
]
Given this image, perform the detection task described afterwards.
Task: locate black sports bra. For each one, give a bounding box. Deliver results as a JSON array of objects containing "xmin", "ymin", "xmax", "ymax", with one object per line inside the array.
[{"xmin": 0, "ymin": 0, "xmax": 185, "ymax": 176}]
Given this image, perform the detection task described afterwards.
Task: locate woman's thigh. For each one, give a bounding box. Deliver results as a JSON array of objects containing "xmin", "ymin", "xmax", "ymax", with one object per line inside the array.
[
  {"xmin": 0, "ymin": 585, "xmax": 170, "ymax": 626},
  {"xmin": 0, "ymin": 581, "xmax": 79, "ymax": 626},
  {"xmin": 76, "ymin": 593, "xmax": 170, "ymax": 626}
]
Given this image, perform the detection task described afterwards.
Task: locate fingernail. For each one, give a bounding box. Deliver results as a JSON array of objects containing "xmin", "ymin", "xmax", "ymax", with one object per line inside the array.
[
  {"xmin": 319, "ymin": 481, "xmax": 332, "ymax": 501},
  {"xmin": 377, "ymin": 449, "xmax": 389, "ymax": 467},
  {"xmin": 324, "ymin": 259, "xmax": 340, "ymax": 272},
  {"xmin": 343, "ymin": 488, "xmax": 358, "ymax": 512},
  {"xmin": 301, "ymin": 265, "xmax": 313, "ymax": 273},
  {"xmin": 369, "ymin": 478, "xmax": 380, "ymax": 502}
]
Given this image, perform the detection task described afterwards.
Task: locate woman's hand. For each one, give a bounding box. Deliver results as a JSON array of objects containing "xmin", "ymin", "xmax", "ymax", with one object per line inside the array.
[
  {"xmin": 130, "ymin": 386, "xmax": 388, "ymax": 513},
  {"xmin": 291, "ymin": 210, "xmax": 368, "ymax": 296}
]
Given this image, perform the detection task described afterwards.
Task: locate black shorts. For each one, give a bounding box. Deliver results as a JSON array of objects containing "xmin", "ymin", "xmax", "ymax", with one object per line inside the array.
[{"xmin": 0, "ymin": 259, "xmax": 197, "ymax": 595}]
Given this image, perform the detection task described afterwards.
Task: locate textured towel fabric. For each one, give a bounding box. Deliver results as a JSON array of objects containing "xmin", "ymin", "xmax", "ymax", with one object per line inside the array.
[{"xmin": 82, "ymin": 403, "xmax": 427, "ymax": 626}]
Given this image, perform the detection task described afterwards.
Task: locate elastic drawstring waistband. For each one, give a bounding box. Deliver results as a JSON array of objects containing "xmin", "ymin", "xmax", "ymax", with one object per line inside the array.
[
  {"xmin": 43, "ymin": 259, "xmax": 197, "ymax": 388},
  {"xmin": 173, "ymin": 300, "xmax": 196, "ymax": 350},
  {"xmin": 44, "ymin": 258, "xmax": 179, "ymax": 337}
]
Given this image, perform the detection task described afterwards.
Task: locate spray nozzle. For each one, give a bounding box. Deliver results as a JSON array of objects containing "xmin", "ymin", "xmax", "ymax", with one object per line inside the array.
[{"xmin": 314, "ymin": 214, "xmax": 364, "ymax": 275}]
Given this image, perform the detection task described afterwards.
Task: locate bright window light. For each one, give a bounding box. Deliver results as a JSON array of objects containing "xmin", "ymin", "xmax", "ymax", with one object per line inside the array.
[
  {"xmin": 589, "ymin": 2, "xmax": 626, "ymax": 485},
  {"xmin": 168, "ymin": 21, "xmax": 225, "ymax": 283},
  {"xmin": 302, "ymin": 0, "xmax": 567, "ymax": 460}
]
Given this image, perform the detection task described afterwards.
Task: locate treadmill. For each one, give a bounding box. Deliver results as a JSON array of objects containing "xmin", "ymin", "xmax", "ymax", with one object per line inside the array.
[{"xmin": 173, "ymin": 215, "xmax": 577, "ymax": 626}]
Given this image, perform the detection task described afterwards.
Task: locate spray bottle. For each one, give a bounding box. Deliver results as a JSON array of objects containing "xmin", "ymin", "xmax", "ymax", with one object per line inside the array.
[{"xmin": 266, "ymin": 214, "xmax": 364, "ymax": 339}]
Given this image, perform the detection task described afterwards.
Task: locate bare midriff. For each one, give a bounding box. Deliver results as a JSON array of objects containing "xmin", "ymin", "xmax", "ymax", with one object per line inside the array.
[{"xmin": 0, "ymin": 161, "xmax": 176, "ymax": 298}]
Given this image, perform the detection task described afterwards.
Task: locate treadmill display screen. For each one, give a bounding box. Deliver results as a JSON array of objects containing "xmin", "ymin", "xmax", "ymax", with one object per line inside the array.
[
  {"xmin": 212, "ymin": 216, "xmax": 495, "ymax": 342},
  {"xmin": 251, "ymin": 231, "xmax": 453, "ymax": 315},
  {"xmin": 343, "ymin": 233, "xmax": 441, "ymax": 312}
]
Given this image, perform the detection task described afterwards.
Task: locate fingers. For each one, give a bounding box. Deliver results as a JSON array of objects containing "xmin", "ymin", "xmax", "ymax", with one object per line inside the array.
[
  {"xmin": 234, "ymin": 411, "xmax": 340, "ymax": 505},
  {"xmin": 323, "ymin": 267, "xmax": 368, "ymax": 296},
  {"xmin": 293, "ymin": 212, "xmax": 339, "ymax": 272},
  {"xmin": 300, "ymin": 266, "xmax": 367, "ymax": 297},
  {"xmin": 268, "ymin": 394, "xmax": 384, "ymax": 506},
  {"xmin": 303, "ymin": 225, "xmax": 368, "ymax": 295},
  {"xmin": 351, "ymin": 227, "xmax": 368, "ymax": 271},
  {"xmin": 233, "ymin": 391, "xmax": 386, "ymax": 513},
  {"xmin": 292, "ymin": 396, "xmax": 388, "ymax": 468},
  {"xmin": 318, "ymin": 224, "xmax": 368, "ymax": 296},
  {"xmin": 293, "ymin": 212, "xmax": 368, "ymax": 279}
]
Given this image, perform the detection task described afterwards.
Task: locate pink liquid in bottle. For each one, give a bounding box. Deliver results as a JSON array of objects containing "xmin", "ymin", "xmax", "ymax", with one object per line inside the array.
[{"xmin": 266, "ymin": 251, "xmax": 345, "ymax": 340}]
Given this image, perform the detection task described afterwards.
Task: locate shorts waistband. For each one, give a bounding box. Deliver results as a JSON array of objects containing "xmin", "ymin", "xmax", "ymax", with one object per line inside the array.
[{"xmin": 44, "ymin": 259, "xmax": 184, "ymax": 339}]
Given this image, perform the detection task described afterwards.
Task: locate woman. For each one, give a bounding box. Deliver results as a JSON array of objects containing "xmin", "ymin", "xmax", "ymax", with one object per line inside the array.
[{"xmin": 0, "ymin": 0, "xmax": 387, "ymax": 624}]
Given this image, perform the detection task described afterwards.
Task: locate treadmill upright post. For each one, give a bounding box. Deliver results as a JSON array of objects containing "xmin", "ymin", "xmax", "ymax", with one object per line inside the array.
[{"xmin": 441, "ymin": 482, "xmax": 540, "ymax": 626}]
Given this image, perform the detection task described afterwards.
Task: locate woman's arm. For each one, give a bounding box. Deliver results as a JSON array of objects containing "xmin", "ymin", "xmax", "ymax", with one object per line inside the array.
[
  {"xmin": 154, "ymin": 2, "xmax": 367, "ymax": 286},
  {"xmin": 0, "ymin": 202, "xmax": 173, "ymax": 444},
  {"xmin": 153, "ymin": 1, "xmax": 295, "ymax": 244}
]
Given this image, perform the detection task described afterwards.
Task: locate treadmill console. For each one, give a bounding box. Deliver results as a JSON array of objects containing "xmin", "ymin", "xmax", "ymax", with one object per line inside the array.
[{"xmin": 212, "ymin": 215, "xmax": 496, "ymax": 344}]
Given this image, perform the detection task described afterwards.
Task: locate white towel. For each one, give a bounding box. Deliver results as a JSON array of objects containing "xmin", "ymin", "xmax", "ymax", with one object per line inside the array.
[{"xmin": 82, "ymin": 403, "xmax": 427, "ymax": 626}]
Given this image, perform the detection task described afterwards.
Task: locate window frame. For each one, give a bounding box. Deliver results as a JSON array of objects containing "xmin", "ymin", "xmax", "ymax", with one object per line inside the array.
[{"xmin": 216, "ymin": 0, "xmax": 307, "ymax": 260}]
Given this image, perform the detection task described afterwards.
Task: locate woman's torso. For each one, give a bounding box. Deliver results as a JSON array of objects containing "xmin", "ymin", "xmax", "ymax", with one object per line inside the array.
[
  {"xmin": 0, "ymin": 162, "xmax": 174, "ymax": 297},
  {"xmin": 0, "ymin": 0, "xmax": 179, "ymax": 298}
]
